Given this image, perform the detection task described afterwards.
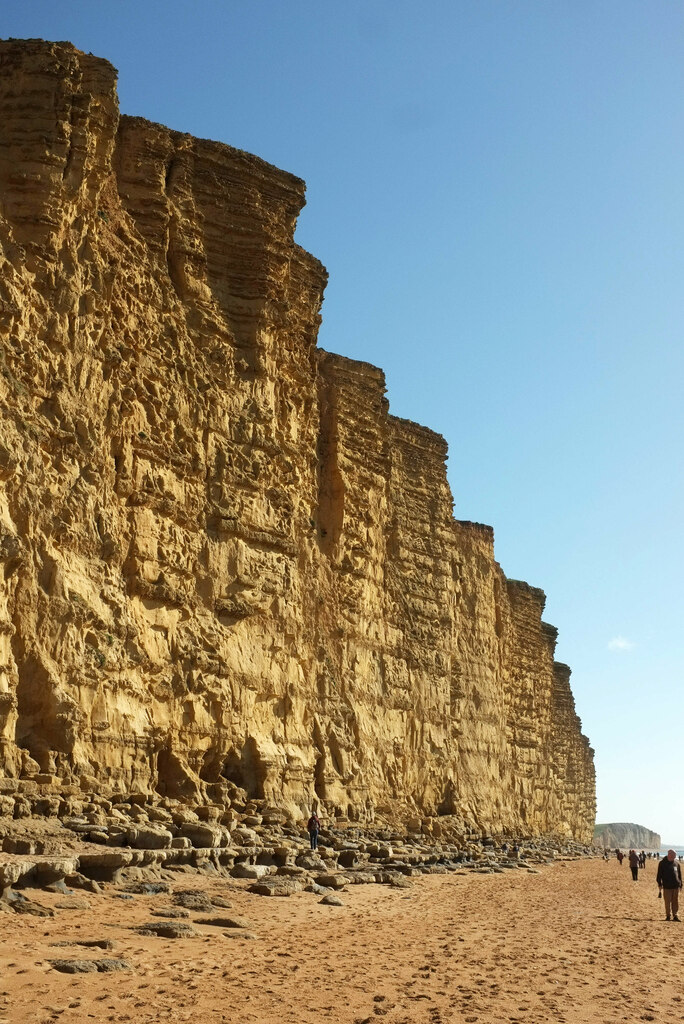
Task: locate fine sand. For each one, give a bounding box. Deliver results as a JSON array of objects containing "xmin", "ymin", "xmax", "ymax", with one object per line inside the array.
[{"xmin": 0, "ymin": 856, "xmax": 680, "ymax": 1024}]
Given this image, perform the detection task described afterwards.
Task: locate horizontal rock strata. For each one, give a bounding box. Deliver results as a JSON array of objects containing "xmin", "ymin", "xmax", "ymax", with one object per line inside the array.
[{"xmin": 0, "ymin": 39, "xmax": 594, "ymax": 842}]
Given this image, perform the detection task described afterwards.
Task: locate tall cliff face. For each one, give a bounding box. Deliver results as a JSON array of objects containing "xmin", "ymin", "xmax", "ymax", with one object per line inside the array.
[{"xmin": 0, "ymin": 40, "xmax": 595, "ymax": 840}]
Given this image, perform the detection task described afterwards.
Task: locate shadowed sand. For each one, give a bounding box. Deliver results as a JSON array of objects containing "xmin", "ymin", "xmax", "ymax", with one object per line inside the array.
[{"xmin": 0, "ymin": 857, "xmax": 679, "ymax": 1023}]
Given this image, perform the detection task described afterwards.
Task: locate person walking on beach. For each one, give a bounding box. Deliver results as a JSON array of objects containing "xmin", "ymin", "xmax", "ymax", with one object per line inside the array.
[
  {"xmin": 617, "ymin": 849, "xmax": 624, "ymax": 866},
  {"xmin": 629, "ymin": 849, "xmax": 639, "ymax": 881},
  {"xmin": 656, "ymin": 849, "xmax": 682, "ymax": 921},
  {"xmin": 307, "ymin": 810, "xmax": 321, "ymax": 850}
]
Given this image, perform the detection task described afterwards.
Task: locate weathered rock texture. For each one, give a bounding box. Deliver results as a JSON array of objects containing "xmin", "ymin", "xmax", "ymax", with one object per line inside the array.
[
  {"xmin": 594, "ymin": 823, "xmax": 661, "ymax": 850},
  {"xmin": 0, "ymin": 40, "xmax": 595, "ymax": 840}
]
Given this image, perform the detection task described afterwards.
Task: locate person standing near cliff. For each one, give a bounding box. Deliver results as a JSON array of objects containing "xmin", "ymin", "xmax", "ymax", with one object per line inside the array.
[
  {"xmin": 307, "ymin": 810, "xmax": 321, "ymax": 850},
  {"xmin": 656, "ymin": 849, "xmax": 682, "ymax": 921},
  {"xmin": 628, "ymin": 849, "xmax": 639, "ymax": 881}
]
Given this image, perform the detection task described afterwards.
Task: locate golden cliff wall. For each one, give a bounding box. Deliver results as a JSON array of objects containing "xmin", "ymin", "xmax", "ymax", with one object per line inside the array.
[{"xmin": 0, "ymin": 40, "xmax": 595, "ymax": 840}]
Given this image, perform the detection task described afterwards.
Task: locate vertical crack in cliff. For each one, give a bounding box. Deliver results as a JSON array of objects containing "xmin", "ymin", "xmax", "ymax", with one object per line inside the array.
[{"xmin": 316, "ymin": 372, "xmax": 345, "ymax": 556}]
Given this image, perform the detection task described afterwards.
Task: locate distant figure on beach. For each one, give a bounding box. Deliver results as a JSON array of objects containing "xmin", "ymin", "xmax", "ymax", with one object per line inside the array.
[
  {"xmin": 307, "ymin": 810, "xmax": 321, "ymax": 850},
  {"xmin": 628, "ymin": 849, "xmax": 639, "ymax": 881},
  {"xmin": 656, "ymin": 849, "xmax": 682, "ymax": 921},
  {"xmin": 617, "ymin": 850, "xmax": 624, "ymax": 865},
  {"xmin": 639, "ymin": 851, "xmax": 646, "ymax": 869}
]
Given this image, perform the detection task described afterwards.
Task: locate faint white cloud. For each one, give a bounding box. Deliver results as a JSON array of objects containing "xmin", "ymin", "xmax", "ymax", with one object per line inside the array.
[{"xmin": 607, "ymin": 636, "xmax": 635, "ymax": 652}]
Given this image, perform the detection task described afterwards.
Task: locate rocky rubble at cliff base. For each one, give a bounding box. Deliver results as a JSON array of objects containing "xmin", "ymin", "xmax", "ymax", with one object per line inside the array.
[{"xmin": 0, "ymin": 796, "xmax": 597, "ymax": 920}]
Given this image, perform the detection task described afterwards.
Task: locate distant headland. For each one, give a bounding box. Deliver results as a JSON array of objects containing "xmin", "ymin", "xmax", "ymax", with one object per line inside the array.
[{"xmin": 594, "ymin": 822, "xmax": 661, "ymax": 849}]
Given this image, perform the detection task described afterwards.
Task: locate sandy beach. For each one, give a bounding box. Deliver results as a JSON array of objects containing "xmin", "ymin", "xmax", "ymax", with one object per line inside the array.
[{"xmin": 0, "ymin": 855, "xmax": 680, "ymax": 1024}]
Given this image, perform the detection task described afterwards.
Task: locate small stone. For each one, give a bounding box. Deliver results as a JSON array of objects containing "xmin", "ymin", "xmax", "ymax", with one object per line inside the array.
[
  {"xmin": 55, "ymin": 897, "xmax": 91, "ymax": 910},
  {"xmin": 209, "ymin": 896, "xmax": 233, "ymax": 909},
  {"xmin": 151, "ymin": 907, "xmax": 190, "ymax": 919},
  {"xmin": 319, "ymin": 894, "xmax": 343, "ymax": 906}
]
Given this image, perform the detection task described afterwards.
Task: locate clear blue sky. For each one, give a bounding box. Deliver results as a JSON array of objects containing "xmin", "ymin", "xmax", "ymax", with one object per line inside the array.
[{"xmin": 3, "ymin": 0, "xmax": 683, "ymax": 841}]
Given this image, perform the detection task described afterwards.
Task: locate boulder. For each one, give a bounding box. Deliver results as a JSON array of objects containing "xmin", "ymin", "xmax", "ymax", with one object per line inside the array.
[
  {"xmin": 172, "ymin": 889, "xmax": 213, "ymax": 912},
  {"xmin": 137, "ymin": 921, "xmax": 199, "ymax": 938},
  {"xmin": 295, "ymin": 853, "xmax": 326, "ymax": 871},
  {"xmin": 78, "ymin": 850, "xmax": 134, "ymax": 882},
  {"xmin": 31, "ymin": 857, "xmax": 79, "ymax": 885},
  {"xmin": 314, "ymin": 873, "xmax": 348, "ymax": 890},
  {"xmin": 179, "ymin": 823, "xmax": 228, "ymax": 849},
  {"xmin": 241, "ymin": 815, "xmax": 262, "ymax": 827},
  {"xmin": 248, "ymin": 878, "xmax": 302, "ymax": 897},
  {"xmin": 231, "ymin": 826, "xmax": 260, "ymax": 846},
  {"xmin": 49, "ymin": 958, "xmax": 132, "ymax": 973},
  {"xmin": 0, "ymin": 857, "xmax": 33, "ymax": 896},
  {"xmin": 230, "ymin": 863, "xmax": 271, "ymax": 880},
  {"xmin": 126, "ymin": 825, "xmax": 173, "ymax": 849}
]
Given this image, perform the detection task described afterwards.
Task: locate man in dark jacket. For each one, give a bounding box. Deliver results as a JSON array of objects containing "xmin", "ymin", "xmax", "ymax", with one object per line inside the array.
[
  {"xmin": 307, "ymin": 810, "xmax": 320, "ymax": 850},
  {"xmin": 628, "ymin": 849, "xmax": 639, "ymax": 881},
  {"xmin": 656, "ymin": 849, "xmax": 682, "ymax": 921}
]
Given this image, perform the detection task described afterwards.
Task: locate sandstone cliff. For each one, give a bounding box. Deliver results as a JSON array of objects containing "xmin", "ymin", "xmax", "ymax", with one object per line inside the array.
[
  {"xmin": 594, "ymin": 823, "xmax": 661, "ymax": 850},
  {"xmin": 0, "ymin": 39, "xmax": 595, "ymax": 840}
]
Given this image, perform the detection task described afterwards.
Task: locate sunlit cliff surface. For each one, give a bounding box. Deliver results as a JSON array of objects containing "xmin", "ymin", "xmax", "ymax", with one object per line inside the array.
[{"xmin": 0, "ymin": 40, "xmax": 595, "ymax": 840}]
